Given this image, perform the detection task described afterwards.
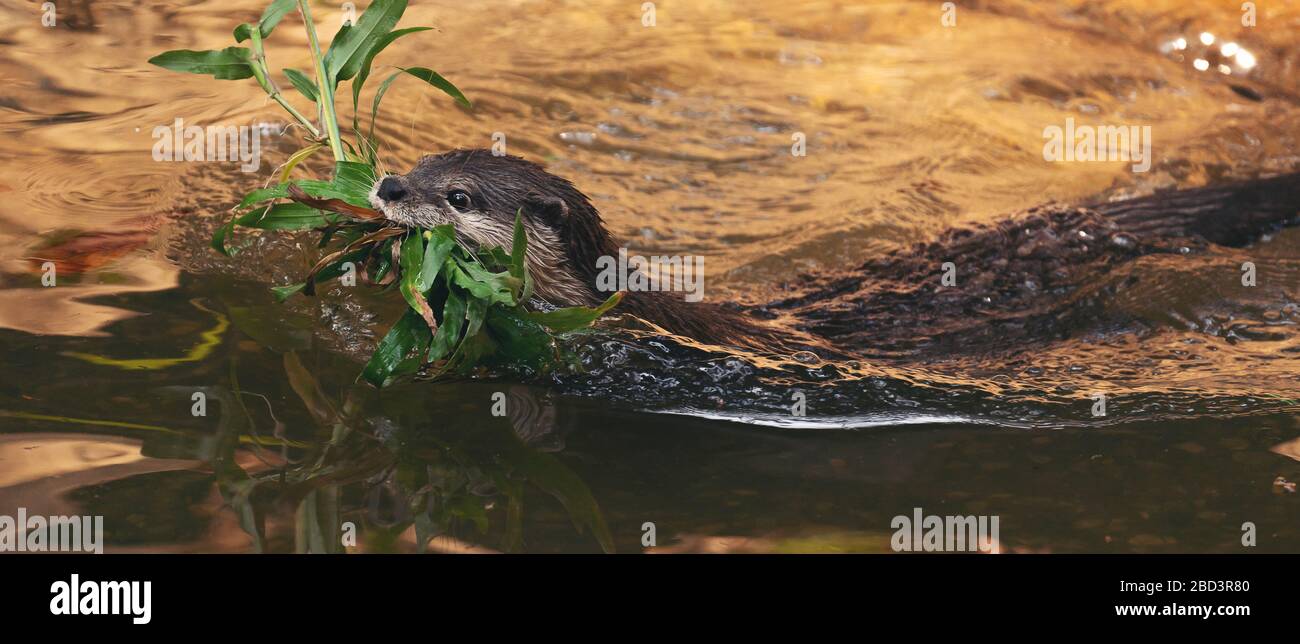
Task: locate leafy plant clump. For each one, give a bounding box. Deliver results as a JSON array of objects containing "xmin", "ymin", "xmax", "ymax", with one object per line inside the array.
[{"xmin": 150, "ymin": 0, "xmax": 620, "ymax": 386}]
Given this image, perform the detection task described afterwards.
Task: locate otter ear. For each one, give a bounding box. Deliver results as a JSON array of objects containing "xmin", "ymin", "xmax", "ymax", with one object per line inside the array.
[{"xmin": 521, "ymin": 192, "xmax": 569, "ymax": 224}]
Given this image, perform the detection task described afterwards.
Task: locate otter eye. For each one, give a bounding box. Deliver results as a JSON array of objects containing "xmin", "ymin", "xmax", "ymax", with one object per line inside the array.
[{"xmin": 447, "ymin": 190, "xmax": 472, "ymax": 210}]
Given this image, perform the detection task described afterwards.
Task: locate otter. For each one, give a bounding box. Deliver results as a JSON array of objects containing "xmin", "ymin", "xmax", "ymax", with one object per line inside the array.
[{"xmin": 369, "ymin": 149, "xmax": 1300, "ymax": 358}]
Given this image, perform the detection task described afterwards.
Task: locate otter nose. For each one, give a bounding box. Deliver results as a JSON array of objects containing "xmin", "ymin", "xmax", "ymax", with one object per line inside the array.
[{"xmin": 377, "ymin": 177, "xmax": 407, "ymax": 202}]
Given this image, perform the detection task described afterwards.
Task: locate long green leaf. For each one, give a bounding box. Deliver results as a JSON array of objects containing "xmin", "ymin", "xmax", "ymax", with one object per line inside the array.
[
  {"xmin": 283, "ymin": 68, "xmax": 319, "ymax": 102},
  {"xmin": 448, "ymin": 313, "xmax": 495, "ymax": 371},
  {"xmin": 278, "ymin": 143, "xmax": 325, "ymax": 183},
  {"xmin": 370, "ymin": 238, "xmax": 397, "ymax": 284},
  {"xmin": 148, "ymin": 48, "xmax": 254, "ymax": 80},
  {"xmin": 211, "ymin": 214, "xmax": 239, "ymax": 256},
  {"xmin": 323, "ymin": 0, "xmax": 408, "ymax": 86},
  {"xmin": 332, "ymin": 161, "xmax": 377, "ymax": 204},
  {"xmin": 418, "ymin": 227, "xmax": 455, "ymax": 292},
  {"xmin": 235, "ymin": 182, "xmax": 327, "ymax": 209},
  {"xmin": 395, "ymin": 66, "xmax": 471, "ymax": 108},
  {"xmin": 451, "ymin": 260, "xmax": 519, "ymax": 306},
  {"xmin": 428, "ymin": 287, "xmax": 466, "ymax": 362},
  {"xmin": 370, "ymin": 66, "xmax": 470, "ymax": 141},
  {"xmin": 270, "ymin": 283, "xmax": 305, "ymax": 302},
  {"xmin": 350, "ymin": 26, "xmax": 431, "ymax": 111},
  {"xmin": 369, "ymin": 69, "xmax": 405, "ymax": 140},
  {"xmin": 509, "ymin": 210, "xmax": 533, "ymax": 301},
  {"xmin": 397, "ymin": 232, "xmax": 426, "ymax": 313},
  {"xmin": 237, "ymin": 187, "xmax": 288, "ymax": 209},
  {"xmin": 236, "ymin": 203, "xmax": 333, "ymax": 230},
  {"xmin": 524, "ymin": 292, "xmax": 623, "ymax": 333},
  {"xmin": 485, "ymin": 308, "xmax": 555, "ymax": 369},
  {"xmin": 464, "ymin": 297, "xmax": 487, "ymax": 340},
  {"xmin": 362, "ymin": 308, "xmax": 428, "ymax": 386}
]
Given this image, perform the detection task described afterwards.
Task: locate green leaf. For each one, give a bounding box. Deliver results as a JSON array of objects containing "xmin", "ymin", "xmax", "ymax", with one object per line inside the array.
[
  {"xmin": 270, "ymin": 283, "xmax": 305, "ymax": 302},
  {"xmin": 351, "ymin": 26, "xmax": 431, "ymax": 111},
  {"xmin": 394, "ymin": 66, "xmax": 471, "ymax": 108},
  {"xmin": 363, "ymin": 308, "xmax": 429, "ymax": 387},
  {"xmin": 428, "ymin": 287, "xmax": 467, "ymax": 362},
  {"xmin": 236, "ymin": 186, "xmax": 289, "ymax": 209},
  {"xmin": 485, "ymin": 307, "xmax": 554, "ymax": 368},
  {"xmin": 464, "ymin": 297, "xmax": 488, "ymax": 340},
  {"xmin": 283, "ymin": 68, "xmax": 319, "ymax": 102},
  {"xmin": 292, "ymin": 179, "xmax": 366, "ymax": 206},
  {"xmin": 482, "ymin": 246, "xmax": 512, "ymax": 270},
  {"xmin": 390, "ymin": 351, "xmax": 427, "ymax": 378},
  {"xmin": 233, "ymin": 0, "xmax": 297, "ymax": 42},
  {"xmin": 278, "ymin": 143, "xmax": 325, "ymax": 183},
  {"xmin": 371, "ymin": 66, "xmax": 471, "ymax": 140},
  {"xmin": 509, "ymin": 209, "xmax": 533, "ymax": 301},
  {"xmin": 346, "ymin": 25, "xmax": 431, "ymax": 156},
  {"xmin": 417, "ymin": 227, "xmax": 455, "ymax": 292},
  {"xmin": 510, "ymin": 210, "xmax": 527, "ymax": 279},
  {"xmin": 369, "ymin": 69, "xmax": 404, "ymax": 140},
  {"xmin": 236, "ymin": 203, "xmax": 334, "ymax": 230},
  {"xmin": 332, "ymin": 160, "xmax": 377, "ymax": 204},
  {"xmin": 451, "ymin": 324, "xmax": 497, "ymax": 370},
  {"xmin": 148, "ymin": 48, "xmax": 254, "ymax": 80},
  {"xmin": 371, "ymin": 238, "xmax": 397, "ymax": 283},
  {"xmin": 211, "ymin": 214, "xmax": 239, "ymax": 256},
  {"xmin": 323, "ymin": 0, "xmax": 408, "ymax": 87},
  {"xmin": 450, "ymin": 260, "xmax": 519, "ymax": 307},
  {"xmin": 235, "ymin": 174, "xmax": 369, "ymax": 212},
  {"xmin": 524, "ymin": 292, "xmax": 624, "ymax": 333},
  {"xmin": 397, "ymin": 232, "xmax": 426, "ymax": 313}
]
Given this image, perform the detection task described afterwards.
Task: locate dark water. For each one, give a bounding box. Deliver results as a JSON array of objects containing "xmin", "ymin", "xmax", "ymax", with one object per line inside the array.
[{"xmin": 1, "ymin": 0, "xmax": 1298, "ymax": 552}]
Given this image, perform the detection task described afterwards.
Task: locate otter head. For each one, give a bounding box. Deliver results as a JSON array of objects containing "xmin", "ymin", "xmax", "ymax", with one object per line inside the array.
[{"xmin": 369, "ymin": 149, "xmax": 619, "ymax": 307}]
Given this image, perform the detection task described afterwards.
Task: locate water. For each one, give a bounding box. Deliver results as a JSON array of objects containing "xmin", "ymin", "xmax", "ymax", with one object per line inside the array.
[{"xmin": 1, "ymin": 0, "xmax": 1298, "ymax": 553}]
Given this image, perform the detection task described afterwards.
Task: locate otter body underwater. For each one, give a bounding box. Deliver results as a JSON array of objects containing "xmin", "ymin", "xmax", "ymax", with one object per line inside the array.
[{"xmin": 369, "ymin": 149, "xmax": 1300, "ymax": 360}]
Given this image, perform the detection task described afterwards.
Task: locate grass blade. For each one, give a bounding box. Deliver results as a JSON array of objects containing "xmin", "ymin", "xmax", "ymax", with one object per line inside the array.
[
  {"xmin": 278, "ymin": 143, "xmax": 325, "ymax": 182},
  {"xmin": 524, "ymin": 292, "xmax": 623, "ymax": 333},
  {"xmin": 350, "ymin": 26, "xmax": 431, "ymax": 111},
  {"xmin": 282, "ymin": 68, "xmax": 319, "ymax": 102},
  {"xmin": 418, "ymin": 227, "xmax": 455, "ymax": 292},
  {"xmin": 323, "ymin": 0, "xmax": 408, "ymax": 86},
  {"xmin": 362, "ymin": 308, "xmax": 428, "ymax": 386},
  {"xmin": 395, "ymin": 66, "xmax": 471, "ymax": 108},
  {"xmin": 148, "ymin": 48, "xmax": 254, "ymax": 80},
  {"xmin": 236, "ymin": 203, "xmax": 334, "ymax": 230}
]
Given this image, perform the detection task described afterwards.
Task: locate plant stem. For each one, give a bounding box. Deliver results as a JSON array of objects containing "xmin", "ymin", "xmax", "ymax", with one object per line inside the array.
[
  {"xmin": 248, "ymin": 26, "xmax": 322, "ymax": 138},
  {"xmin": 297, "ymin": 0, "xmax": 345, "ymax": 164}
]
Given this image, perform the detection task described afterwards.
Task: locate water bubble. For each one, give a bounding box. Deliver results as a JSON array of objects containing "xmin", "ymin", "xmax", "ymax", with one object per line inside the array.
[{"xmin": 1109, "ymin": 233, "xmax": 1137, "ymax": 249}]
